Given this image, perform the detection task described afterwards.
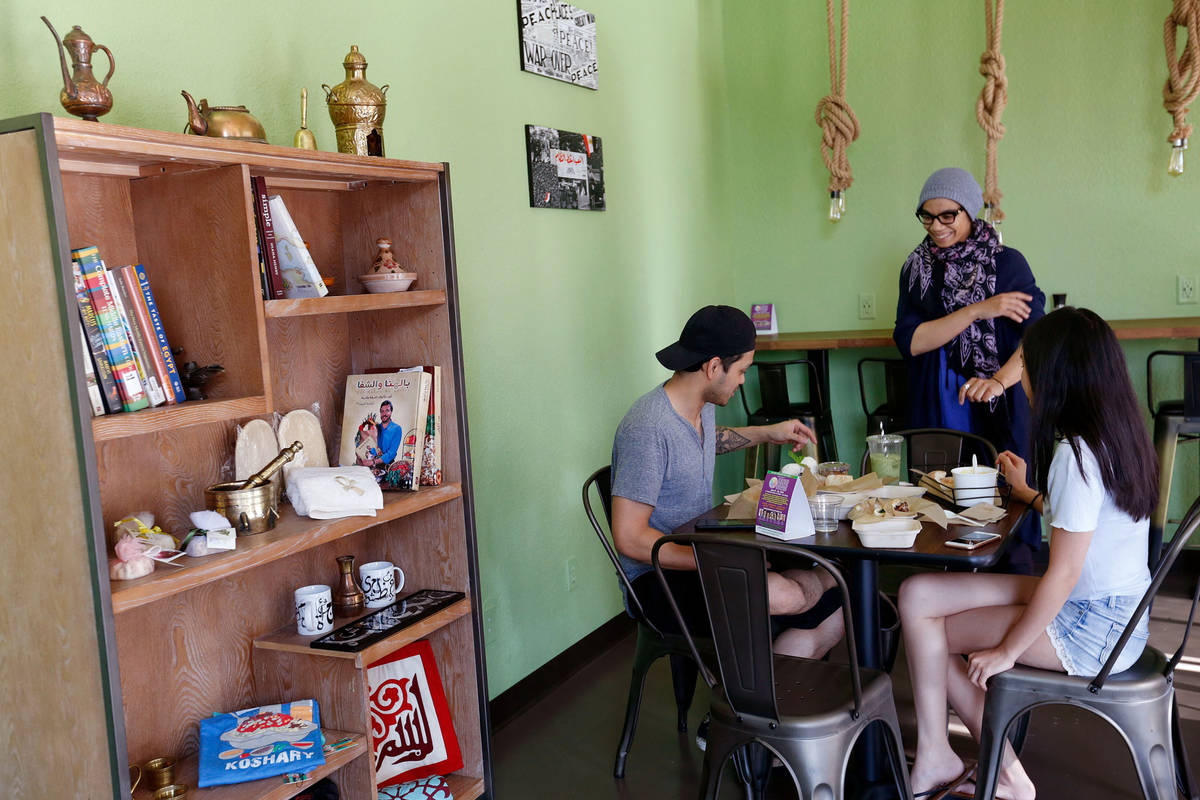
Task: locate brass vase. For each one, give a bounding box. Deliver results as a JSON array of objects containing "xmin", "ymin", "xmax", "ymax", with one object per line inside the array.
[
  {"xmin": 322, "ymin": 45, "xmax": 388, "ymax": 157},
  {"xmin": 42, "ymin": 17, "xmax": 114, "ymax": 121},
  {"xmin": 333, "ymin": 554, "xmax": 366, "ymax": 617}
]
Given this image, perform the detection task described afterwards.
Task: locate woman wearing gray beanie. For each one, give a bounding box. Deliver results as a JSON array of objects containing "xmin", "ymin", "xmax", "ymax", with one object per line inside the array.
[{"xmin": 893, "ymin": 167, "xmax": 1046, "ymax": 572}]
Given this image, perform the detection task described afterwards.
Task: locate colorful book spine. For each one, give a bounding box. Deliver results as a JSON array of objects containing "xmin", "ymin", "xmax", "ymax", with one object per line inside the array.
[
  {"xmin": 115, "ymin": 265, "xmax": 174, "ymax": 405},
  {"xmin": 71, "ymin": 259, "xmax": 121, "ymax": 414},
  {"xmin": 420, "ymin": 365, "xmax": 443, "ymax": 486},
  {"xmin": 76, "ymin": 317, "xmax": 105, "ymax": 416},
  {"xmin": 252, "ymin": 177, "xmax": 285, "ymax": 299},
  {"xmin": 133, "ymin": 263, "xmax": 186, "ymax": 404},
  {"xmin": 74, "ymin": 246, "xmax": 148, "ymax": 412},
  {"xmin": 109, "ymin": 265, "xmax": 166, "ymax": 407}
]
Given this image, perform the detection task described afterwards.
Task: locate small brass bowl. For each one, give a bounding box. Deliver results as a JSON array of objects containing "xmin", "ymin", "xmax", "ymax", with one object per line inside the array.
[
  {"xmin": 204, "ymin": 481, "xmax": 280, "ymax": 534},
  {"xmin": 143, "ymin": 756, "xmax": 175, "ymax": 788},
  {"xmin": 154, "ymin": 785, "xmax": 188, "ymax": 799}
]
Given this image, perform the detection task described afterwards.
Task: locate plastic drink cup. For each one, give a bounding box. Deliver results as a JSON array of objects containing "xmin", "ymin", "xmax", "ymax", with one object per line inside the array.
[
  {"xmin": 866, "ymin": 434, "xmax": 903, "ymax": 485},
  {"xmin": 809, "ymin": 494, "xmax": 841, "ymax": 533}
]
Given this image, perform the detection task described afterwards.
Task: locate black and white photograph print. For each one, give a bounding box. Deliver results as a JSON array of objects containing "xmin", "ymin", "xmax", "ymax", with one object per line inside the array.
[
  {"xmin": 518, "ymin": 1, "xmax": 598, "ymax": 90},
  {"xmin": 525, "ymin": 124, "xmax": 606, "ymax": 211}
]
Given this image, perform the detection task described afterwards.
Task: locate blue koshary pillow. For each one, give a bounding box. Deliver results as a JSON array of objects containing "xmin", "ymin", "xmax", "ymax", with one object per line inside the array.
[{"xmin": 198, "ymin": 699, "xmax": 325, "ymax": 787}]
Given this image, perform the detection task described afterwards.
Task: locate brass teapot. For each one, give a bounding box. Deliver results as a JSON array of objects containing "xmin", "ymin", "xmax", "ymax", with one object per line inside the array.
[
  {"xmin": 181, "ymin": 91, "xmax": 267, "ymax": 142},
  {"xmin": 42, "ymin": 16, "xmax": 114, "ymax": 121}
]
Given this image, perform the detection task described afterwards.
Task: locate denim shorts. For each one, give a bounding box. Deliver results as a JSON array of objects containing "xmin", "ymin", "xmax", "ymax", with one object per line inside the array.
[{"xmin": 1046, "ymin": 594, "xmax": 1150, "ymax": 676}]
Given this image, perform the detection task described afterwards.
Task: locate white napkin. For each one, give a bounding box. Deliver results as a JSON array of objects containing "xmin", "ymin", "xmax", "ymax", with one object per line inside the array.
[{"xmin": 286, "ymin": 466, "xmax": 384, "ymax": 519}]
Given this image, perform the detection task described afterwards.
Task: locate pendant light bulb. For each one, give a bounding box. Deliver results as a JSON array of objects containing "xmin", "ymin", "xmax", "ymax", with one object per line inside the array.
[
  {"xmin": 828, "ymin": 190, "xmax": 845, "ymax": 223},
  {"xmin": 1169, "ymin": 139, "xmax": 1187, "ymax": 177},
  {"xmin": 982, "ymin": 203, "xmax": 1003, "ymax": 246}
]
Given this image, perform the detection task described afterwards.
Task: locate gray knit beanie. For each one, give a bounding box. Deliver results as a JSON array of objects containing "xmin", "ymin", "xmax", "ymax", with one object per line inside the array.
[{"xmin": 916, "ymin": 167, "xmax": 983, "ymax": 220}]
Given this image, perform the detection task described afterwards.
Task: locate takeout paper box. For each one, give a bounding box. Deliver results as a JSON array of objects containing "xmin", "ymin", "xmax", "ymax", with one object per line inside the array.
[{"xmin": 725, "ymin": 479, "xmax": 763, "ymax": 518}]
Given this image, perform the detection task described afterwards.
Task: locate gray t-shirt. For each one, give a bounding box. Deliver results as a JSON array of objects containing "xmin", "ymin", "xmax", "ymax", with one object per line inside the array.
[{"xmin": 611, "ymin": 384, "xmax": 715, "ymax": 585}]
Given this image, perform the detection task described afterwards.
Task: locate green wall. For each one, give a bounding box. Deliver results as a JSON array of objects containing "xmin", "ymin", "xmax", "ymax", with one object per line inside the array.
[{"xmin": 4, "ymin": 1, "xmax": 1197, "ymax": 699}]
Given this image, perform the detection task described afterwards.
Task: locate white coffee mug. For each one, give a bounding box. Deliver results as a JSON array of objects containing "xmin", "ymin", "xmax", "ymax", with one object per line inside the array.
[
  {"xmin": 359, "ymin": 561, "xmax": 405, "ymax": 609},
  {"xmin": 295, "ymin": 584, "xmax": 334, "ymax": 636}
]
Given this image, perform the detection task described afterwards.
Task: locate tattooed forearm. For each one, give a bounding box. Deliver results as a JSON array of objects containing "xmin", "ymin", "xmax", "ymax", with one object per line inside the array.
[{"xmin": 715, "ymin": 426, "xmax": 751, "ymax": 454}]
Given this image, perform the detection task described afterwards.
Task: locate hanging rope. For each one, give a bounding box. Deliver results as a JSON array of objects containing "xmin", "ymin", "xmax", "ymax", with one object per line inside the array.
[
  {"xmin": 976, "ymin": 0, "xmax": 1008, "ymax": 222},
  {"xmin": 1164, "ymin": 0, "xmax": 1200, "ymax": 143},
  {"xmin": 814, "ymin": 0, "xmax": 859, "ymax": 194}
]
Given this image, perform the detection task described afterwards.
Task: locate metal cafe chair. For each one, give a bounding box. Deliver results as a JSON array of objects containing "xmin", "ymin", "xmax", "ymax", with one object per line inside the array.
[
  {"xmin": 582, "ymin": 466, "xmax": 703, "ymax": 779},
  {"xmin": 1147, "ymin": 349, "xmax": 1200, "ymax": 570},
  {"xmin": 739, "ymin": 358, "xmax": 838, "ymax": 476},
  {"xmin": 652, "ymin": 533, "xmax": 912, "ymax": 800},
  {"xmin": 974, "ymin": 495, "xmax": 1200, "ymax": 800},
  {"xmin": 857, "ymin": 357, "xmax": 909, "ymax": 439}
]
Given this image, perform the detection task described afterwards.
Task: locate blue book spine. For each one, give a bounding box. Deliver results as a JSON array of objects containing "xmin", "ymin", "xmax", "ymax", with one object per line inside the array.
[{"xmin": 134, "ymin": 263, "xmax": 186, "ymax": 404}]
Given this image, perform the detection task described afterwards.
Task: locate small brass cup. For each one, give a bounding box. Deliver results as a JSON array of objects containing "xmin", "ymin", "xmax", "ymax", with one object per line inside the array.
[
  {"xmin": 154, "ymin": 785, "xmax": 188, "ymax": 799},
  {"xmin": 144, "ymin": 757, "xmax": 175, "ymax": 788}
]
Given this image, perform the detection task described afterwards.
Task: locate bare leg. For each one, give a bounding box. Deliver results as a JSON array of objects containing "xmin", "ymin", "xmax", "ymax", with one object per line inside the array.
[
  {"xmin": 898, "ymin": 572, "xmax": 1042, "ymax": 795},
  {"xmin": 774, "ymin": 610, "xmax": 844, "ymax": 658},
  {"xmin": 767, "ymin": 567, "xmax": 835, "ymax": 616}
]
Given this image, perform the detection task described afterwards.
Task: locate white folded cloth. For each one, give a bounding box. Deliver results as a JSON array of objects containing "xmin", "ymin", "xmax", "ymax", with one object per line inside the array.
[{"xmin": 286, "ymin": 466, "xmax": 384, "ymax": 519}]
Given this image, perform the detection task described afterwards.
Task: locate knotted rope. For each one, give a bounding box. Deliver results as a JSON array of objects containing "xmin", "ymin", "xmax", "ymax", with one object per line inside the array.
[
  {"xmin": 1164, "ymin": 0, "xmax": 1200, "ymax": 143},
  {"xmin": 976, "ymin": 0, "xmax": 1008, "ymax": 222},
  {"xmin": 814, "ymin": 0, "xmax": 859, "ymax": 193}
]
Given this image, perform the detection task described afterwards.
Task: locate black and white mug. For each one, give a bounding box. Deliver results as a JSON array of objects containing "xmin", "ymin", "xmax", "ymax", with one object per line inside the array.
[
  {"xmin": 359, "ymin": 561, "xmax": 405, "ymax": 608},
  {"xmin": 295, "ymin": 584, "xmax": 334, "ymax": 636}
]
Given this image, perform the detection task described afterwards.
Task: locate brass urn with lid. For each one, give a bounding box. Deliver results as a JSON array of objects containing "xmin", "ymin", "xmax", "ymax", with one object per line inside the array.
[{"xmin": 322, "ymin": 45, "xmax": 388, "ymax": 157}]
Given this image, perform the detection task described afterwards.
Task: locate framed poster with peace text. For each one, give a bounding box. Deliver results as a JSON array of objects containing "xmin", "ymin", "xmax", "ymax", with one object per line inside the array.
[
  {"xmin": 517, "ymin": 0, "xmax": 598, "ymax": 89},
  {"xmin": 525, "ymin": 124, "xmax": 606, "ymax": 211}
]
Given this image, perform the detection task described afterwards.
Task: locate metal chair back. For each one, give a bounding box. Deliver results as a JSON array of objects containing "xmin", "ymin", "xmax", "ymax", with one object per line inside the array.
[{"xmin": 857, "ymin": 427, "xmax": 998, "ymax": 480}]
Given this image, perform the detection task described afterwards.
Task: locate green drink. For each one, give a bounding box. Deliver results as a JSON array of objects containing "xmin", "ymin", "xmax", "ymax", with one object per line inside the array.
[{"xmin": 866, "ymin": 434, "xmax": 904, "ymax": 485}]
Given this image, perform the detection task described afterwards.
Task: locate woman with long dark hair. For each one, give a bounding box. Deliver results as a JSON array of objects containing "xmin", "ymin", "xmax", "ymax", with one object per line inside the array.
[
  {"xmin": 894, "ymin": 167, "xmax": 1046, "ymax": 572},
  {"xmin": 899, "ymin": 307, "xmax": 1157, "ymax": 800}
]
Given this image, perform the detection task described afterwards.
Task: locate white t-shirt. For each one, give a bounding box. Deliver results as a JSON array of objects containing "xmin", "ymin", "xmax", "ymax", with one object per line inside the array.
[{"xmin": 1043, "ymin": 438, "xmax": 1151, "ymax": 601}]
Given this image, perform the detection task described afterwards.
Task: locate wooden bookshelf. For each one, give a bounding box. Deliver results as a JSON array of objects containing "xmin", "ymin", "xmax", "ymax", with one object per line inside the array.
[{"xmin": 2, "ymin": 113, "xmax": 491, "ymax": 799}]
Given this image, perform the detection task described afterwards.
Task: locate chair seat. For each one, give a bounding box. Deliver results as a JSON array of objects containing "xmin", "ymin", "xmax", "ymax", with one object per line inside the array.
[
  {"xmin": 990, "ymin": 648, "xmax": 1170, "ymax": 704},
  {"xmin": 711, "ymin": 655, "xmax": 896, "ymax": 737}
]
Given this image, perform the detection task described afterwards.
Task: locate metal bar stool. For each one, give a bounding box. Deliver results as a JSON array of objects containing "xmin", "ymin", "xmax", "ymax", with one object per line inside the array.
[
  {"xmin": 857, "ymin": 357, "xmax": 908, "ymax": 438},
  {"xmin": 1147, "ymin": 349, "xmax": 1200, "ymax": 569},
  {"xmin": 739, "ymin": 358, "xmax": 838, "ymax": 479}
]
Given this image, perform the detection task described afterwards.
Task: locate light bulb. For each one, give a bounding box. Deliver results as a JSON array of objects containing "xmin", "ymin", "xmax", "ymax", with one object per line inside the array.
[
  {"xmin": 982, "ymin": 203, "xmax": 1003, "ymax": 246},
  {"xmin": 1169, "ymin": 139, "xmax": 1187, "ymax": 177},
  {"xmin": 828, "ymin": 190, "xmax": 845, "ymax": 222}
]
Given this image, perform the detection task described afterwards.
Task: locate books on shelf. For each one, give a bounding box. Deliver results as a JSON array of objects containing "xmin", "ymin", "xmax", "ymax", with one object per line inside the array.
[
  {"xmin": 74, "ymin": 246, "xmax": 148, "ymax": 413},
  {"xmin": 75, "ymin": 316, "xmax": 105, "ymax": 416},
  {"xmin": 250, "ymin": 176, "xmax": 285, "ymax": 300},
  {"xmin": 266, "ymin": 194, "xmax": 328, "ymax": 299},
  {"xmin": 419, "ymin": 365, "xmax": 443, "ymax": 487},
  {"xmin": 71, "ymin": 258, "xmax": 122, "ymax": 415},
  {"xmin": 69, "ymin": 246, "xmax": 185, "ymax": 414},
  {"xmin": 339, "ymin": 369, "xmax": 436, "ymax": 491}
]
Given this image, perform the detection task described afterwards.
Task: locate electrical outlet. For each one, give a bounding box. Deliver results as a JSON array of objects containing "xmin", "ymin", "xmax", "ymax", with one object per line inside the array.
[
  {"xmin": 1180, "ymin": 274, "xmax": 1198, "ymax": 305},
  {"xmin": 483, "ymin": 599, "xmax": 497, "ymax": 639},
  {"xmin": 565, "ymin": 556, "xmax": 578, "ymax": 592},
  {"xmin": 858, "ymin": 292, "xmax": 876, "ymax": 320}
]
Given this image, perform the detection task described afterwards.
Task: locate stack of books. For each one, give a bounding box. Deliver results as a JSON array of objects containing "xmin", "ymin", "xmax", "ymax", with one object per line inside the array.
[{"xmin": 71, "ymin": 245, "xmax": 185, "ymax": 416}]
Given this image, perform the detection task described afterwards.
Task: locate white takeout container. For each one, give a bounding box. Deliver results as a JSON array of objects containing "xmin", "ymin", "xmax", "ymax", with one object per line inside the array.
[
  {"xmin": 951, "ymin": 465, "xmax": 999, "ymax": 507},
  {"xmin": 852, "ymin": 517, "xmax": 921, "ymax": 548}
]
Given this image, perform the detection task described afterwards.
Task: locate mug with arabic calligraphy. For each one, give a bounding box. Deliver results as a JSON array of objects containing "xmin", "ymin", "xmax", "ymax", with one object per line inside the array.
[{"xmin": 359, "ymin": 561, "xmax": 405, "ymax": 608}]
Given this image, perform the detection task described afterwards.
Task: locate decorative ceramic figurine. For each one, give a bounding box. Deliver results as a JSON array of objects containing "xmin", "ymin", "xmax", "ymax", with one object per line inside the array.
[
  {"xmin": 42, "ymin": 16, "xmax": 114, "ymax": 121},
  {"xmin": 323, "ymin": 45, "xmax": 388, "ymax": 157},
  {"xmin": 372, "ymin": 238, "xmax": 402, "ymax": 273}
]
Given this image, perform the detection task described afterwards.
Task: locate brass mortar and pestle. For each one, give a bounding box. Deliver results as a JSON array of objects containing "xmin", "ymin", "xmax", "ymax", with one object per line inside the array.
[{"xmin": 205, "ymin": 441, "xmax": 302, "ymax": 534}]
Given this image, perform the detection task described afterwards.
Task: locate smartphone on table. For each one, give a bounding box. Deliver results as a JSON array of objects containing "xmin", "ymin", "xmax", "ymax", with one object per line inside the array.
[
  {"xmin": 944, "ymin": 530, "xmax": 1002, "ymax": 550},
  {"xmin": 694, "ymin": 518, "xmax": 756, "ymax": 530}
]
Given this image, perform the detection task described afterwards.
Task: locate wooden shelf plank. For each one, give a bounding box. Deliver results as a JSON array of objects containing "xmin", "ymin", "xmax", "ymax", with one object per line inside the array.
[
  {"xmin": 111, "ymin": 484, "xmax": 463, "ymax": 613},
  {"xmin": 264, "ymin": 290, "xmax": 446, "ymax": 318},
  {"xmin": 443, "ymin": 774, "xmax": 486, "ymax": 800},
  {"xmin": 131, "ymin": 728, "xmax": 365, "ymax": 800},
  {"xmin": 254, "ymin": 598, "xmax": 473, "ymax": 665},
  {"xmin": 92, "ymin": 396, "xmax": 270, "ymax": 442}
]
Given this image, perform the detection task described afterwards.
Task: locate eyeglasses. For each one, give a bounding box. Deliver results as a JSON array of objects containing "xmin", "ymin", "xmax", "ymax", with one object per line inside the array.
[{"xmin": 915, "ymin": 207, "xmax": 965, "ymax": 226}]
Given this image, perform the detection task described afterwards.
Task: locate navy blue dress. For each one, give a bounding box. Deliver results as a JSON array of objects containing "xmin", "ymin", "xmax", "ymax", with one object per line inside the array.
[{"xmin": 893, "ymin": 246, "xmax": 1046, "ymax": 551}]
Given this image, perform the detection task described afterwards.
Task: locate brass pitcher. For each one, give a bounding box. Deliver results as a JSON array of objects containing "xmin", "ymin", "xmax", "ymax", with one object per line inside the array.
[
  {"xmin": 42, "ymin": 16, "xmax": 114, "ymax": 121},
  {"xmin": 323, "ymin": 45, "xmax": 388, "ymax": 157},
  {"xmin": 181, "ymin": 91, "xmax": 267, "ymax": 142}
]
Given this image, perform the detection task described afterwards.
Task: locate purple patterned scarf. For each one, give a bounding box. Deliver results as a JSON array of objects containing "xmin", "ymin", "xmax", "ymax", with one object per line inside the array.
[{"xmin": 901, "ymin": 219, "xmax": 1002, "ymax": 377}]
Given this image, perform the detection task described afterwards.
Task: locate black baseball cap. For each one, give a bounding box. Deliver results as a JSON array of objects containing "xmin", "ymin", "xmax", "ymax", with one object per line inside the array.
[{"xmin": 655, "ymin": 305, "xmax": 757, "ymax": 370}]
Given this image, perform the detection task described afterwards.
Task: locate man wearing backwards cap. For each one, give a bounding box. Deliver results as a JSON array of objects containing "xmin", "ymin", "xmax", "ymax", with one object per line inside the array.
[{"xmin": 610, "ymin": 305, "xmax": 844, "ymax": 659}]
